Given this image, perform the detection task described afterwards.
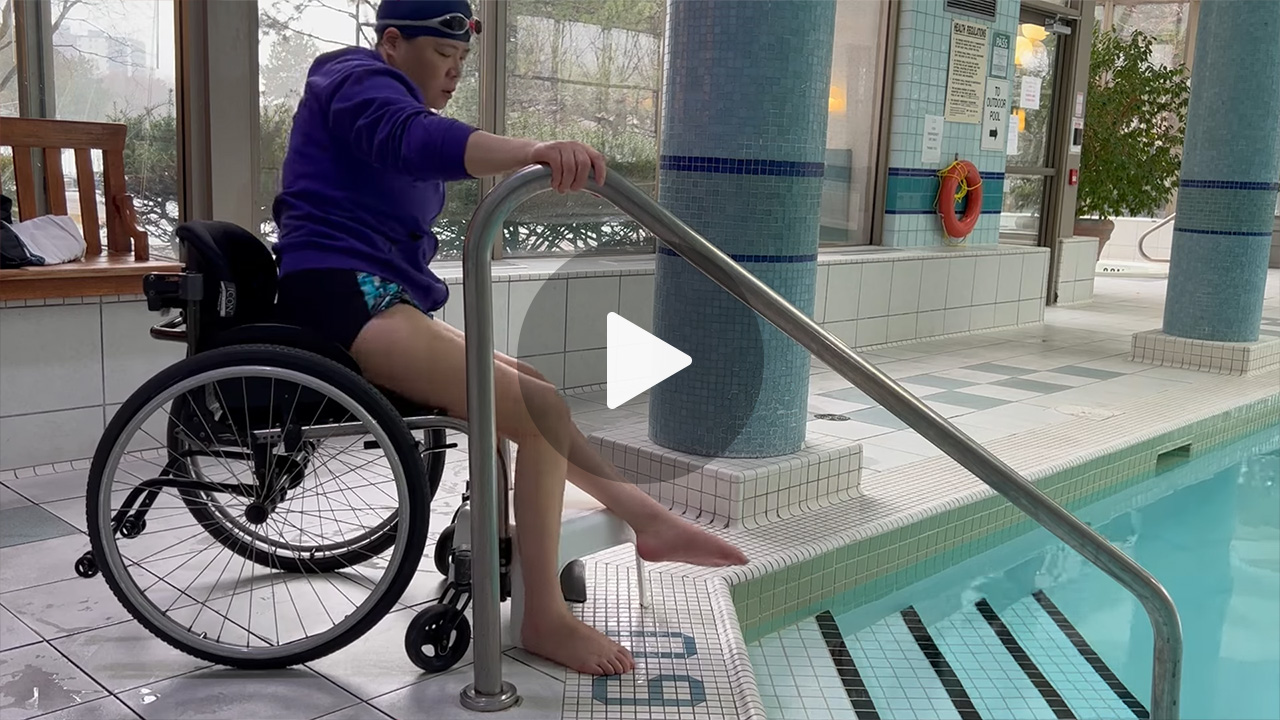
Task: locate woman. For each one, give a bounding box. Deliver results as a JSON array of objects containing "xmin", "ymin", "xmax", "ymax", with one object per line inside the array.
[{"xmin": 271, "ymin": 0, "xmax": 748, "ymax": 677}]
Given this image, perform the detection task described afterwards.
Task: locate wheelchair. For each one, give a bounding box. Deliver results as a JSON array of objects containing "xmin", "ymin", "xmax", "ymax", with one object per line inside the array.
[{"xmin": 69, "ymin": 219, "xmax": 545, "ymax": 674}]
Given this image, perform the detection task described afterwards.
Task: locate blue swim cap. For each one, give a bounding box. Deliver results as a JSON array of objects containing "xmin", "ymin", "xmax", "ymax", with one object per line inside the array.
[{"xmin": 376, "ymin": 0, "xmax": 477, "ymax": 43}]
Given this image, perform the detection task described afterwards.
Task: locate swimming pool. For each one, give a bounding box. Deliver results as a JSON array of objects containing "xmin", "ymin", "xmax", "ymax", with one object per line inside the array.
[{"xmin": 749, "ymin": 425, "xmax": 1280, "ymax": 720}]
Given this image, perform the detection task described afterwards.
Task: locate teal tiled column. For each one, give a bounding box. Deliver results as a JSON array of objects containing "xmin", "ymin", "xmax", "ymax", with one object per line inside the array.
[
  {"xmin": 1163, "ymin": 0, "xmax": 1280, "ymax": 342},
  {"xmin": 648, "ymin": 0, "xmax": 835, "ymax": 457}
]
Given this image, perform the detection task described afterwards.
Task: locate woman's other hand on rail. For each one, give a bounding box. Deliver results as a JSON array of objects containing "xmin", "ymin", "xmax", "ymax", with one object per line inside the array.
[{"xmin": 528, "ymin": 141, "xmax": 607, "ymax": 194}]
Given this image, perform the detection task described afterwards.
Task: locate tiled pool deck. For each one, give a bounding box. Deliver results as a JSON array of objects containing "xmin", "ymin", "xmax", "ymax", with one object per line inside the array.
[{"xmin": 1, "ymin": 273, "xmax": 1277, "ymax": 719}]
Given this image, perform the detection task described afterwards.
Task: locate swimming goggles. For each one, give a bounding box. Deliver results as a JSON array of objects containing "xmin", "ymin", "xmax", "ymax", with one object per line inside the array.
[{"xmin": 380, "ymin": 13, "xmax": 482, "ymax": 35}]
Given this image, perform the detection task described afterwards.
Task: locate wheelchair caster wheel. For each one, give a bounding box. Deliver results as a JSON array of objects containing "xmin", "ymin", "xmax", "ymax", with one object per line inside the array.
[
  {"xmin": 405, "ymin": 604, "xmax": 470, "ymax": 674},
  {"xmin": 434, "ymin": 524, "xmax": 455, "ymax": 577},
  {"xmin": 120, "ymin": 516, "xmax": 146, "ymax": 538},
  {"xmin": 74, "ymin": 553, "xmax": 98, "ymax": 578}
]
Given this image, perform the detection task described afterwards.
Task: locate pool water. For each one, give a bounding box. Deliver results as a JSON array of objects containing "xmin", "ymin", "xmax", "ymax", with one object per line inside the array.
[{"xmin": 751, "ymin": 426, "xmax": 1279, "ymax": 720}]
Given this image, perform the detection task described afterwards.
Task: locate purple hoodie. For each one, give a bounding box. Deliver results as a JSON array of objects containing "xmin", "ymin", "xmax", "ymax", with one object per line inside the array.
[{"xmin": 272, "ymin": 46, "xmax": 479, "ymax": 313}]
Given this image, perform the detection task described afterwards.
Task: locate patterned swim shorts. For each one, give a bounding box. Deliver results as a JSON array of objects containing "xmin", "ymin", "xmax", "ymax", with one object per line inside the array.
[{"xmin": 355, "ymin": 272, "xmax": 424, "ymax": 315}]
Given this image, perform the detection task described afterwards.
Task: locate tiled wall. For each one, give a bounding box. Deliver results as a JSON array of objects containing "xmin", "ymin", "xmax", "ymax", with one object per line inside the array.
[
  {"xmin": 1053, "ymin": 236, "xmax": 1099, "ymax": 305},
  {"xmin": 882, "ymin": 0, "xmax": 1020, "ymax": 247},
  {"xmin": 0, "ymin": 295, "xmax": 186, "ymax": 471},
  {"xmin": 0, "ymin": 248, "xmax": 1048, "ymax": 472},
  {"xmin": 434, "ymin": 246, "xmax": 1048, "ymax": 392}
]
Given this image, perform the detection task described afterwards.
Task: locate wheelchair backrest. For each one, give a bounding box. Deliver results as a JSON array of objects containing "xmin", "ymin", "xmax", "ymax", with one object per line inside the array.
[{"xmin": 174, "ymin": 220, "xmax": 279, "ymax": 347}]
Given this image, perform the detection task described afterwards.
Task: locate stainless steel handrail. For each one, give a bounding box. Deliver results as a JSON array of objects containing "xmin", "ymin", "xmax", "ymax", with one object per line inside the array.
[
  {"xmin": 461, "ymin": 164, "xmax": 1183, "ymax": 718},
  {"xmin": 1138, "ymin": 214, "xmax": 1176, "ymax": 263}
]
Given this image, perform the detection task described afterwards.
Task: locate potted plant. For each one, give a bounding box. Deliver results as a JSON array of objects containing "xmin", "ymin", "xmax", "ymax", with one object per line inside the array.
[{"xmin": 1076, "ymin": 29, "xmax": 1191, "ymax": 257}]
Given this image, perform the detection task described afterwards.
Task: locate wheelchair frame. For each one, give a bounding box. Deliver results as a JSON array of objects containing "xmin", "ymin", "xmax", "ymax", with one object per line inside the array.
[{"xmin": 72, "ymin": 223, "xmax": 523, "ymax": 675}]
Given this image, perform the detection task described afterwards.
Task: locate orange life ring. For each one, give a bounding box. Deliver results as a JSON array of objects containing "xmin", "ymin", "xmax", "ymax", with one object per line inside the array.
[{"xmin": 936, "ymin": 160, "xmax": 983, "ymax": 240}]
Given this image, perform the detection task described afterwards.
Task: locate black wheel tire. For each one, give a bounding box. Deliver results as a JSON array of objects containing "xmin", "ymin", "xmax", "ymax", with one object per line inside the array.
[
  {"xmin": 74, "ymin": 554, "xmax": 98, "ymax": 578},
  {"xmin": 434, "ymin": 524, "xmax": 456, "ymax": 577},
  {"xmin": 86, "ymin": 344, "xmax": 431, "ymax": 669},
  {"xmin": 405, "ymin": 604, "xmax": 471, "ymax": 674}
]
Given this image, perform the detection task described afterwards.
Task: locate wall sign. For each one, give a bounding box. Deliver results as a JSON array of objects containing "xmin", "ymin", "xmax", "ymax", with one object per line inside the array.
[
  {"xmin": 989, "ymin": 31, "xmax": 1011, "ymax": 79},
  {"xmin": 1020, "ymin": 75, "xmax": 1042, "ymax": 110},
  {"xmin": 981, "ymin": 78, "xmax": 1010, "ymax": 152},
  {"xmin": 944, "ymin": 19, "xmax": 990, "ymax": 124},
  {"xmin": 1007, "ymin": 114, "xmax": 1020, "ymax": 155},
  {"xmin": 922, "ymin": 115, "xmax": 944, "ymax": 164}
]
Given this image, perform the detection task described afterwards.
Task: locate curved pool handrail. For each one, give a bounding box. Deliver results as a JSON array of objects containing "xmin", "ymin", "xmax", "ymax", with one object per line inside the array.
[
  {"xmin": 460, "ymin": 164, "xmax": 1183, "ymax": 718},
  {"xmin": 1138, "ymin": 214, "xmax": 1176, "ymax": 263}
]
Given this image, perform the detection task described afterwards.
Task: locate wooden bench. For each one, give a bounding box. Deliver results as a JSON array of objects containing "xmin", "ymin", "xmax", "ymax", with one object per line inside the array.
[{"xmin": 1, "ymin": 117, "xmax": 180, "ymax": 301}]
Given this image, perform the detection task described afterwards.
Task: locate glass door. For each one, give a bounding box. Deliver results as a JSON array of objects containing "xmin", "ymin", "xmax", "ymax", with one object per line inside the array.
[{"xmin": 1000, "ymin": 8, "xmax": 1071, "ymax": 246}]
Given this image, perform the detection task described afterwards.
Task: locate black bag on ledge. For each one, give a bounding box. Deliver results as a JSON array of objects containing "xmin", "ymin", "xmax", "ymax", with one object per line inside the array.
[{"xmin": 1, "ymin": 194, "xmax": 47, "ymax": 269}]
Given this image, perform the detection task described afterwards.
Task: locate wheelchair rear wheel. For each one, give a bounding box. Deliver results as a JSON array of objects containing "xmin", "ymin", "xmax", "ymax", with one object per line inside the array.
[{"xmin": 87, "ymin": 344, "xmax": 430, "ymax": 669}]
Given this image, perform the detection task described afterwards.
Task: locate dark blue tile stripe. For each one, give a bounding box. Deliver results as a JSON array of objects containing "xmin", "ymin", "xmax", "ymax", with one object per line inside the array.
[
  {"xmin": 1034, "ymin": 591, "xmax": 1149, "ymax": 720},
  {"xmin": 975, "ymin": 600, "xmax": 1076, "ymax": 720},
  {"xmin": 889, "ymin": 167, "xmax": 1006, "ymax": 180},
  {"xmin": 1180, "ymin": 179, "xmax": 1280, "ymax": 191},
  {"xmin": 658, "ymin": 247, "xmax": 817, "ymax": 263},
  {"xmin": 901, "ymin": 607, "xmax": 984, "ymax": 720},
  {"xmin": 816, "ymin": 611, "xmax": 882, "ymax": 720},
  {"xmin": 660, "ymin": 155, "xmax": 825, "ymax": 177},
  {"xmin": 1173, "ymin": 226, "xmax": 1273, "ymax": 238}
]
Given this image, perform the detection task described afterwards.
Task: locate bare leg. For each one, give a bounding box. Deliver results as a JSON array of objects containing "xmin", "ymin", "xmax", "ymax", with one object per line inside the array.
[
  {"xmin": 352, "ymin": 305, "xmax": 633, "ymax": 675},
  {"xmin": 445, "ymin": 326, "xmax": 747, "ymax": 567}
]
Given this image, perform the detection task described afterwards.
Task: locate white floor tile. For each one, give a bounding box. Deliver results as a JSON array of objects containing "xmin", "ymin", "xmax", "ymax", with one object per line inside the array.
[
  {"xmin": 51, "ymin": 619, "xmax": 212, "ymax": 693},
  {"xmin": 121, "ymin": 666, "xmax": 361, "ymax": 720},
  {"xmin": 1019, "ymin": 371, "xmax": 1099, "ymax": 388},
  {"xmin": 961, "ymin": 384, "xmax": 1041, "ymax": 402},
  {"xmin": 0, "ymin": 606, "xmax": 39, "ymax": 652},
  {"xmin": 860, "ymin": 445, "xmax": 933, "ymax": 472}
]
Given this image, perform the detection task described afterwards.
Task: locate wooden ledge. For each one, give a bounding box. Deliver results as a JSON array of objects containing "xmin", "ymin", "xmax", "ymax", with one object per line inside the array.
[{"xmin": 0, "ymin": 254, "xmax": 182, "ymax": 302}]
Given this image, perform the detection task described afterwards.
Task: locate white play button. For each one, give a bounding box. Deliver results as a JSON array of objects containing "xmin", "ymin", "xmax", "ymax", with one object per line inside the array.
[{"xmin": 606, "ymin": 312, "xmax": 692, "ymax": 409}]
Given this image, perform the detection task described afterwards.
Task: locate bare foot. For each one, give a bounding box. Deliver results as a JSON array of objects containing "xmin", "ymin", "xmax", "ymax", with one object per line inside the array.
[
  {"xmin": 635, "ymin": 515, "xmax": 748, "ymax": 567},
  {"xmin": 522, "ymin": 608, "xmax": 636, "ymax": 676}
]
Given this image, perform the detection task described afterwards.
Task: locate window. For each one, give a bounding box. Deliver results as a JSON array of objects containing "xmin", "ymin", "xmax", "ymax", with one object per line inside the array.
[
  {"xmin": 1, "ymin": 1, "xmax": 15, "ymax": 193},
  {"xmin": 1112, "ymin": 2, "xmax": 1192, "ymax": 69},
  {"xmin": 258, "ymin": 0, "xmax": 380, "ymax": 243},
  {"xmin": 245, "ymin": 0, "xmax": 893, "ymax": 258},
  {"xmin": 1092, "ymin": 0, "xmax": 1196, "ymax": 219},
  {"xmin": 501, "ymin": 0, "xmax": 664, "ymax": 256},
  {"xmin": 2, "ymin": 0, "xmax": 179, "ymax": 260},
  {"xmin": 1, "ymin": 0, "xmax": 16, "ymax": 117},
  {"xmin": 823, "ymin": 0, "xmax": 889, "ymax": 246},
  {"xmin": 1095, "ymin": 1, "xmax": 1195, "ymax": 70}
]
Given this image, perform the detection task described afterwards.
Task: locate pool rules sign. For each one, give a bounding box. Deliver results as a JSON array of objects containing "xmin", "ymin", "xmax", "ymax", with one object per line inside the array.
[
  {"xmin": 944, "ymin": 19, "xmax": 990, "ymax": 123},
  {"xmin": 981, "ymin": 78, "xmax": 1010, "ymax": 151}
]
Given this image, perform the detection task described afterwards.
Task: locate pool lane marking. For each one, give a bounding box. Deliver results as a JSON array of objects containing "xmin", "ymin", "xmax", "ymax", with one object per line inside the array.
[
  {"xmin": 1033, "ymin": 590, "xmax": 1151, "ymax": 720},
  {"xmin": 900, "ymin": 606, "xmax": 983, "ymax": 720},
  {"xmin": 975, "ymin": 599, "xmax": 1077, "ymax": 719},
  {"xmin": 815, "ymin": 610, "xmax": 882, "ymax": 720}
]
